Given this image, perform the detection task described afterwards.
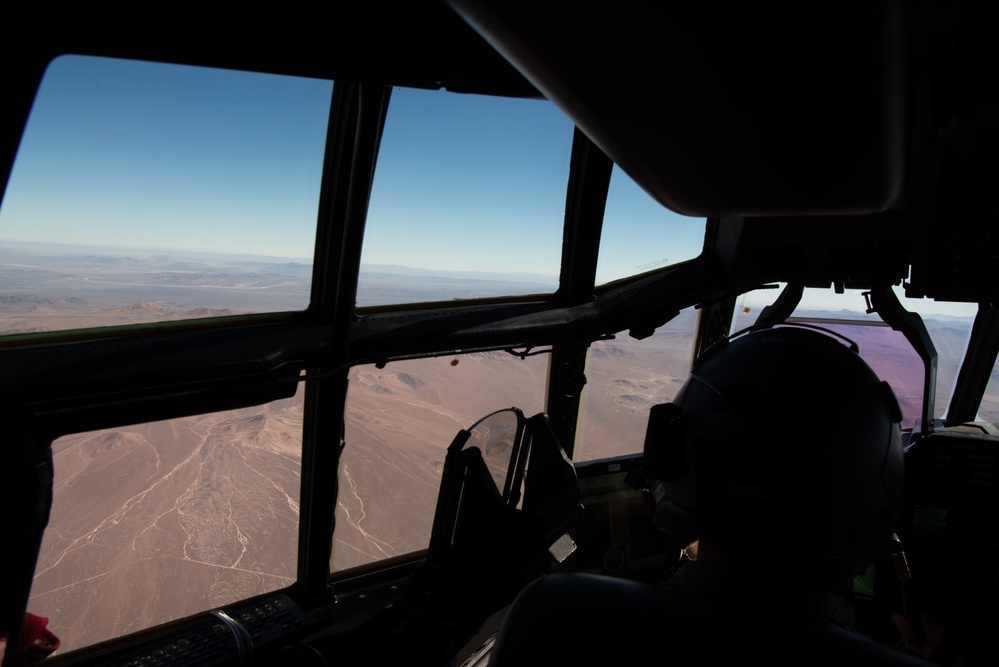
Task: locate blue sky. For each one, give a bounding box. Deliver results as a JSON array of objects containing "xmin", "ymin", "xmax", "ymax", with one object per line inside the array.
[
  {"xmin": 598, "ymin": 165, "xmax": 705, "ymax": 282},
  {"xmin": 361, "ymin": 87, "xmax": 572, "ymax": 277},
  {"xmin": 0, "ymin": 56, "xmax": 331, "ymax": 259},
  {"xmin": 361, "ymin": 87, "xmax": 705, "ymax": 280},
  {"xmin": 0, "ymin": 54, "xmax": 705, "ymax": 283}
]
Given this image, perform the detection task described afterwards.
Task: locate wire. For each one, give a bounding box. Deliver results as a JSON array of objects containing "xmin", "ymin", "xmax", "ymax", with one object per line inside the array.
[
  {"xmin": 729, "ymin": 321, "xmax": 860, "ymax": 353},
  {"xmin": 210, "ymin": 609, "xmax": 254, "ymax": 666}
]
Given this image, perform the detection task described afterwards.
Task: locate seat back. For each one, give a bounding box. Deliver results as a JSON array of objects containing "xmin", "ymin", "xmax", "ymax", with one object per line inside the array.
[{"xmin": 489, "ymin": 573, "xmax": 934, "ymax": 666}]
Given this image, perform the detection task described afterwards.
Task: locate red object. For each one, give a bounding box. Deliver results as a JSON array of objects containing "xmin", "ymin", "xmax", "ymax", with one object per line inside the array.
[{"xmin": 14, "ymin": 613, "xmax": 60, "ymax": 665}]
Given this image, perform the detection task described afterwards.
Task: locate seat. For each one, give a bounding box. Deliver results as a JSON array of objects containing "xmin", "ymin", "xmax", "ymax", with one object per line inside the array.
[{"xmin": 488, "ymin": 573, "xmax": 935, "ymax": 666}]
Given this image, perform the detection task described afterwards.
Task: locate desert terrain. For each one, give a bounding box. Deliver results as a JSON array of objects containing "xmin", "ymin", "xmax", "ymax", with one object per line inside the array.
[
  {"xmin": 574, "ymin": 310, "xmax": 698, "ymax": 461},
  {"xmin": 7, "ymin": 244, "xmax": 985, "ymax": 654},
  {"xmin": 0, "ymin": 243, "xmax": 312, "ymax": 335},
  {"xmin": 29, "ymin": 394, "xmax": 304, "ymax": 653}
]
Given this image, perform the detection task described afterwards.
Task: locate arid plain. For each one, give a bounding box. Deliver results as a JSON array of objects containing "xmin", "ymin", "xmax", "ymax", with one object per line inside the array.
[{"xmin": 4, "ymin": 244, "xmax": 984, "ymax": 654}]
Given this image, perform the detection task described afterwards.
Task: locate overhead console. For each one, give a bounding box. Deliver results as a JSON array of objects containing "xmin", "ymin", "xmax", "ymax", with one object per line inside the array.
[
  {"xmin": 905, "ymin": 0, "xmax": 999, "ymax": 305},
  {"xmin": 908, "ymin": 202, "xmax": 999, "ymax": 304},
  {"xmin": 447, "ymin": 1, "xmax": 911, "ymax": 217}
]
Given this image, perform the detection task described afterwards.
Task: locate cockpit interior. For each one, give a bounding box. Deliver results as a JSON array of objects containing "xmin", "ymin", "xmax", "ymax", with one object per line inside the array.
[{"xmin": 1, "ymin": 1, "xmax": 997, "ymax": 665}]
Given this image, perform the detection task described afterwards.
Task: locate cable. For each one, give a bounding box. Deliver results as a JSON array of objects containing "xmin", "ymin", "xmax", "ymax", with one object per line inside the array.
[{"xmin": 210, "ymin": 609, "xmax": 254, "ymax": 666}]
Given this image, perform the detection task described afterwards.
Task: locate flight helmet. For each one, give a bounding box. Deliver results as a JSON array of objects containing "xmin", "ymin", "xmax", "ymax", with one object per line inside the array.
[{"xmin": 643, "ymin": 325, "xmax": 904, "ymax": 581}]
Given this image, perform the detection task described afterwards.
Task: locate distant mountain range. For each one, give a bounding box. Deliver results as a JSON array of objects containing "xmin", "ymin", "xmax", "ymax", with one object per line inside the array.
[{"xmin": 359, "ymin": 263, "xmax": 558, "ymax": 285}]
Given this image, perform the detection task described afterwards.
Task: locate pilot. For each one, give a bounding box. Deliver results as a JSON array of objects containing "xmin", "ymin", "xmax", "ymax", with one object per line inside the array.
[{"xmin": 642, "ymin": 325, "xmax": 913, "ymax": 646}]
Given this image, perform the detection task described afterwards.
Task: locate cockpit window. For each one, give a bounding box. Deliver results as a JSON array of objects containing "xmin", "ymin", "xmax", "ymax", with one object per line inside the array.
[
  {"xmin": 574, "ymin": 307, "xmax": 698, "ymax": 461},
  {"xmin": 732, "ymin": 285, "xmax": 977, "ymax": 428},
  {"xmin": 0, "ymin": 55, "xmax": 330, "ymax": 336},
  {"xmin": 356, "ymin": 88, "xmax": 572, "ymax": 307},
  {"xmin": 595, "ymin": 165, "xmax": 704, "ymax": 285},
  {"xmin": 334, "ymin": 351, "xmax": 549, "ymax": 572},
  {"xmin": 980, "ymin": 359, "xmax": 999, "ymax": 423},
  {"xmin": 27, "ymin": 390, "xmax": 303, "ymax": 654}
]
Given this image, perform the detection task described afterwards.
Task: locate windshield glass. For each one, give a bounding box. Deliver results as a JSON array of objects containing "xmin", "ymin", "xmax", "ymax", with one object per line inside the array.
[
  {"xmin": 465, "ymin": 408, "xmax": 524, "ymax": 501},
  {"xmin": 596, "ymin": 165, "xmax": 705, "ymax": 285},
  {"xmin": 334, "ymin": 352, "xmax": 549, "ymax": 572},
  {"xmin": 575, "ymin": 307, "xmax": 698, "ymax": 461},
  {"xmin": 981, "ymin": 357, "xmax": 999, "ymax": 423},
  {"xmin": 357, "ymin": 88, "xmax": 572, "ymax": 306},
  {"xmin": 0, "ymin": 55, "xmax": 330, "ymax": 335},
  {"xmin": 731, "ymin": 285, "xmax": 977, "ymax": 426},
  {"xmin": 28, "ymin": 390, "xmax": 303, "ymax": 654}
]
